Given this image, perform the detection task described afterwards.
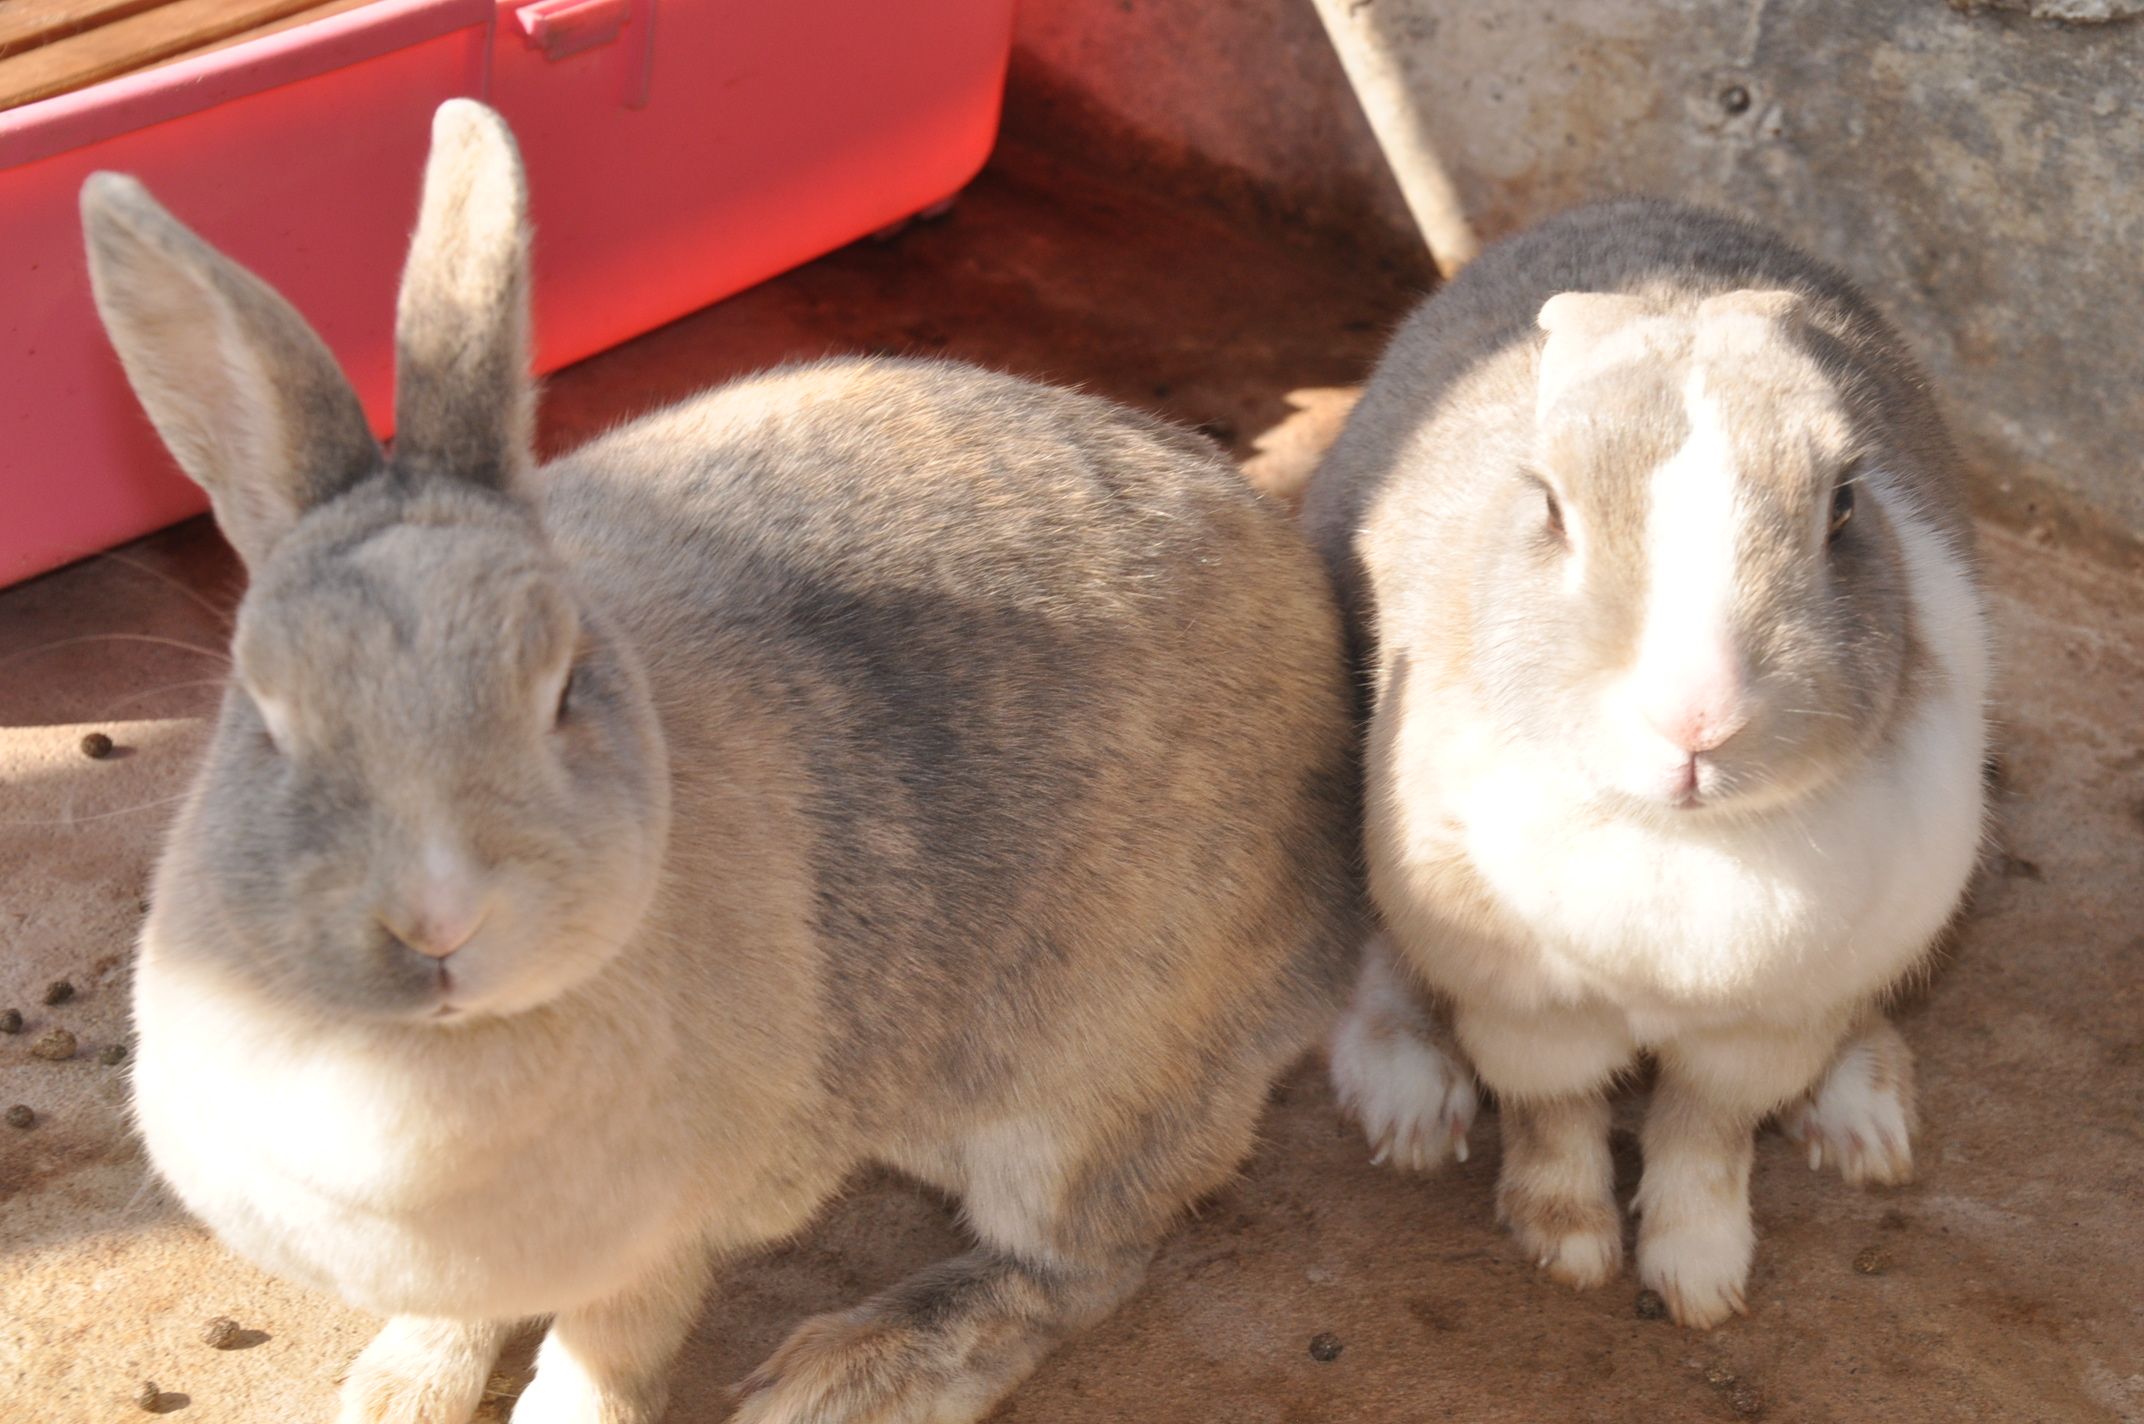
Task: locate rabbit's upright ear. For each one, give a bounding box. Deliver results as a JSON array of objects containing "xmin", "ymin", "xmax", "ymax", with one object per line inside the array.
[
  {"xmin": 81, "ymin": 173, "xmax": 381, "ymax": 568},
  {"xmin": 392, "ymin": 99, "xmax": 533, "ymax": 490}
]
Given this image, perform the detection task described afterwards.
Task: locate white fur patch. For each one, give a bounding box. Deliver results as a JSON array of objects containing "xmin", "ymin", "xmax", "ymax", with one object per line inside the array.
[
  {"xmin": 1636, "ymin": 1206, "xmax": 1755, "ymax": 1329},
  {"xmin": 1616, "ymin": 370, "xmax": 1745, "ymax": 762},
  {"xmin": 511, "ymin": 1338, "xmax": 613, "ymax": 1424},
  {"xmin": 130, "ymin": 936, "xmax": 706, "ymax": 1321},
  {"xmin": 1329, "ymin": 943, "xmax": 1479, "ymax": 1171},
  {"xmin": 1779, "ymin": 1022, "xmax": 1916, "ymax": 1187},
  {"xmin": 1641, "ymin": 374, "xmax": 1742, "ymax": 666},
  {"xmin": 1382, "ymin": 469, "xmax": 1988, "ymax": 1032}
]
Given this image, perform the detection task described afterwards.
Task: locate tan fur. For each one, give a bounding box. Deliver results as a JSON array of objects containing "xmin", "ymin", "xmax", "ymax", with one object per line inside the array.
[
  {"xmin": 1308, "ymin": 200, "xmax": 1990, "ymax": 1328},
  {"xmin": 1494, "ymin": 1095, "xmax": 1621, "ymax": 1290},
  {"xmin": 86, "ymin": 101, "xmax": 1360, "ymax": 1424}
]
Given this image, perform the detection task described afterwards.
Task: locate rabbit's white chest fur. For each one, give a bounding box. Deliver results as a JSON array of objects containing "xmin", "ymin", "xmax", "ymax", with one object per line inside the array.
[
  {"xmin": 1437, "ymin": 691, "xmax": 1977, "ymax": 1027},
  {"xmin": 1385, "ymin": 510, "xmax": 1988, "ymax": 1035},
  {"xmin": 130, "ymin": 947, "xmax": 729, "ymax": 1320}
]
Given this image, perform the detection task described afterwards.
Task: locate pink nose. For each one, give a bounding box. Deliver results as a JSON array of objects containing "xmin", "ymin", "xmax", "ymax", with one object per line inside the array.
[
  {"xmin": 1644, "ymin": 682, "xmax": 1749, "ymax": 755},
  {"xmin": 381, "ymin": 900, "xmax": 490, "ymax": 960}
]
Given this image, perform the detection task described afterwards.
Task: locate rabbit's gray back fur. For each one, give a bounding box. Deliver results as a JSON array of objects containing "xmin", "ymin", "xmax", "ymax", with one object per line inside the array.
[{"xmin": 545, "ymin": 354, "xmax": 1356, "ymax": 1146}]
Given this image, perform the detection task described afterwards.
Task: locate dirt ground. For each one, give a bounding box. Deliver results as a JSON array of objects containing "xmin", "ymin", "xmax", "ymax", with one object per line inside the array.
[{"xmin": 2, "ymin": 145, "xmax": 2139, "ymax": 1423}]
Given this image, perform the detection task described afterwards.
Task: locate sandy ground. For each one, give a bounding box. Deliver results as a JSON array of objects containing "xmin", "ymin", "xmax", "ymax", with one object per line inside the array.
[{"xmin": 2, "ymin": 146, "xmax": 2140, "ymax": 1423}]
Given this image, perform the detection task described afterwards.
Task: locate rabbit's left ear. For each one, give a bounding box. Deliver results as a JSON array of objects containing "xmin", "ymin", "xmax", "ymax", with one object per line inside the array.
[
  {"xmin": 81, "ymin": 172, "xmax": 381, "ymax": 569},
  {"xmin": 392, "ymin": 99, "xmax": 534, "ymax": 492},
  {"xmin": 1533, "ymin": 291, "xmax": 1663, "ymax": 421}
]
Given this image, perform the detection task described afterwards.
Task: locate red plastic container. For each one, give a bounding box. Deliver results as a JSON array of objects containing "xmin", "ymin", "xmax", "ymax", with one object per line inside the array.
[{"xmin": 0, "ymin": 0, "xmax": 1016, "ymax": 587}]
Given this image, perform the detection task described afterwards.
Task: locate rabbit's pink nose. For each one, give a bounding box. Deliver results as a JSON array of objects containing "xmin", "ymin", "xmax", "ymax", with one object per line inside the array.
[
  {"xmin": 382, "ymin": 848, "xmax": 493, "ymax": 959},
  {"xmin": 388, "ymin": 909, "xmax": 484, "ymax": 961},
  {"xmin": 1644, "ymin": 688, "xmax": 1749, "ymax": 755},
  {"xmin": 391, "ymin": 907, "xmax": 488, "ymax": 960},
  {"xmin": 382, "ymin": 900, "xmax": 490, "ymax": 960},
  {"xmin": 1641, "ymin": 655, "xmax": 1750, "ymax": 755}
]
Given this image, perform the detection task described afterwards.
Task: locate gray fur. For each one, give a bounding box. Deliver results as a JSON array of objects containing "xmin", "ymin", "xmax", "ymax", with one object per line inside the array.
[
  {"xmin": 393, "ymin": 103, "xmax": 534, "ymax": 488},
  {"xmin": 80, "ymin": 172, "xmax": 382, "ymax": 567},
  {"xmin": 90, "ymin": 102, "xmax": 1360, "ymax": 1424}
]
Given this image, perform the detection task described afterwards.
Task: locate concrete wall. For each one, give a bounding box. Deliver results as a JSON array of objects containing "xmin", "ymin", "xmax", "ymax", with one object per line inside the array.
[{"xmin": 1006, "ymin": 0, "xmax": 2144, "ymax": 562}]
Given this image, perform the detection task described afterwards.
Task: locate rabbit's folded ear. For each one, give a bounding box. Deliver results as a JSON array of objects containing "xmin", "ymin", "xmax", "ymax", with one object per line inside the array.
[
  {"xmin": 81, "ymin": 173, "xmax": 381, "ymax": 568},
  {"xmin": 392, "ymin": 99, "xmax": 533, "ymax": 490},
  {"xmin": 1694, "ymin": 289, "xmax": 1809, "ymax": 360},
  {"xmin": 1534, "ymin": 291, "xmax": 1669, "ymax": 421}
]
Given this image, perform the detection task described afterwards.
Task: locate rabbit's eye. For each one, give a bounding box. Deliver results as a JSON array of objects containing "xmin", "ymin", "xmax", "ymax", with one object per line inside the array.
[
  {"xmin": 252, "ymin": 689, "xmax": 293, "ymax": 753},
  {"xmin": 552, "ymin": 669, "xmax": 576, "ymax": 729},
  {"xmin": 1539, "ymin": 482, "xmax": 1568, "ymax": 547},
  {"xmin": 1522, "ymin": 470, "xmax": 1568, "ymax": 548},
  {"xmin": 1828, "ymin": 479, "xmax": 1856, "ymax": 543}
]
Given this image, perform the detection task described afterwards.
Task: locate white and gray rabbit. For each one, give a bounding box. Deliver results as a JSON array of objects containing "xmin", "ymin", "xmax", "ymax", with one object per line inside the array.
[
  {"xmin": 88, "ymin": 101, "xmax": 1361, "ymax": 1423},
  {"xmin": 1306, "ymin": 199, "xmax": 1989, "ymax": 1327}
]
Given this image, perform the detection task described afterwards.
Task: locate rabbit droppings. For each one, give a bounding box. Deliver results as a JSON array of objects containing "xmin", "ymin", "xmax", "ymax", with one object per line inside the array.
[
  {"xmin": 1307, "ymin": 200, "xmax": 1990, "ymax": 1328},
  {"xmin": 86, "ymin": 103, "xmax": 1361, "ymax": 1423}
]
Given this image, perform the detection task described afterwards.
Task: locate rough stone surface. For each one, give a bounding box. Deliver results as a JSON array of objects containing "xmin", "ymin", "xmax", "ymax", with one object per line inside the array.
[
  {"xmin": 2, "ymin": 150, "xmax": 2140, "ymax": 1424},
  {"xmin": 1952, "ymin": 0, "xmax": 2144, "ymax": 22},
  {"xmin": 1012, "ymin": 0, "xmax": 2144, "ymax": 560}
]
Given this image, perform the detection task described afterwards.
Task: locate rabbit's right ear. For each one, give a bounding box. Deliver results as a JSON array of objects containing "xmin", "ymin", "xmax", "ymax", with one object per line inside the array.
[
  {"xmin": 391, "ymin": 100, "xmax": 533, "ymax": 490},
  {"xmin": 81, "ymin": 173, "xmax": 381, "ymax": 568}
]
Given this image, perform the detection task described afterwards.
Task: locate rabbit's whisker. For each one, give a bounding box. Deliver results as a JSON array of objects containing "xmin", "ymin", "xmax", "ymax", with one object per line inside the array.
[
  {"xmin": 98, "ymin": 679, "xmax": 230, "ymax": 720},
  {"xmin": 92, "ymin": 549, "xmax": 237, "ymax": 631},
  {"xmin": 1, "ymin": 793, "xmax": 194, "ymax": 828},
  {"xmin": 0, "ymin": 633, "xmax": 232, "ymax": 677}
]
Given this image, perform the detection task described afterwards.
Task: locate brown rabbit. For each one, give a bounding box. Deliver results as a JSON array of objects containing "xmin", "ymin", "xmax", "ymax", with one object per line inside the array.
[{"xmin": 90, "ymin": 101, "xmax": 1361, "ymax": 1423}]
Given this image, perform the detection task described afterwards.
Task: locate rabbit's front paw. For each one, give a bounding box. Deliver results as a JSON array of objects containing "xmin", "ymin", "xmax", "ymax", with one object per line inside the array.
[
  {"xmin": 339, "ymin": 1317, "xmax": 505, "ymax": 1424},
  {"xmin": 1497, "ymin": 1184, "xmax": 1623, "ymax": 1290},
  {"xmin": 1493, "ymin": 1093, "xmax": 1621, "ymax": 1290},
  {"xmin": 1637, "ymin": 1212, "xmax": 1754, "ymax": 1330},
  {"xmin": 1780, "ymin": 1021, "xmax": 1915, "ymax": 1187},
  {"xmin": 1330, "ymin": 948, "xmax": 1478, "ymax": 1172},
  {"xmin": 509, "ymin": 1365, "xmax": 661, "ymax": 1424}
]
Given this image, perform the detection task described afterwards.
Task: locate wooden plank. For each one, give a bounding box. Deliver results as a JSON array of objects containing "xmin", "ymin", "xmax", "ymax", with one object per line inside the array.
[
  {"xmin": 0, "ymin": 0, "xmax": 180, "ymax": 60},
  {"xmin": 0, "ymin": 0, "xmax": 339, "ymax": 111},
  {"xmin": 144, "ymin": 0, "xmax": 376, "ymax": 69}
]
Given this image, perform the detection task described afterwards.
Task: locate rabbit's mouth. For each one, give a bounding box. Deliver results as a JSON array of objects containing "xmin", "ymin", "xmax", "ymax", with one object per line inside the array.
[{"xmin": 422, "ymin": 962, "xmax": 469, "ymax": 1022}]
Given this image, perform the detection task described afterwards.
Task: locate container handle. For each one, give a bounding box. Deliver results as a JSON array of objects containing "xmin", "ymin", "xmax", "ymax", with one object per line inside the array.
[{"xmin": 513, "ymin": 0, "xmax": 630, "ymax": 62}]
